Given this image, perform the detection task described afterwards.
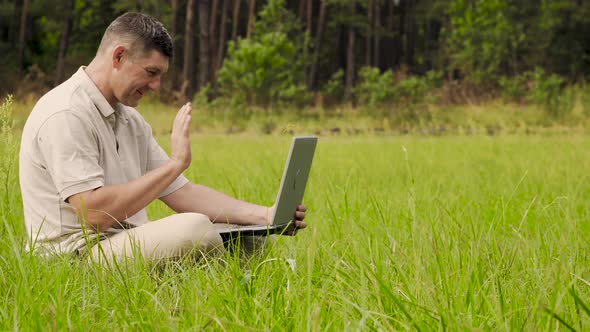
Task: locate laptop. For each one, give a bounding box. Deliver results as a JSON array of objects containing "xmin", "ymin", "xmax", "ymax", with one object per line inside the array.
[{"xmin": 216, "ymin": 136, "xmax": 318, "ymax": 239}]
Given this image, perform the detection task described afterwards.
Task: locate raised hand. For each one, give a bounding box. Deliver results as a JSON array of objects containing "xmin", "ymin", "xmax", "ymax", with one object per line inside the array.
[{"xmin": 169, "ymin": 102, "xmax": 192, "ymax": 171}]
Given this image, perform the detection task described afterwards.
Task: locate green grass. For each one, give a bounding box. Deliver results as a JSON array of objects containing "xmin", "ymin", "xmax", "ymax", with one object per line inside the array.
[
  {"xmin": 3, "ymin": 97, "xmax": 590, "ymax": 330},
  {"xmin": 2, "ymin": 133, "xmax": 590, "ymax": 330}
]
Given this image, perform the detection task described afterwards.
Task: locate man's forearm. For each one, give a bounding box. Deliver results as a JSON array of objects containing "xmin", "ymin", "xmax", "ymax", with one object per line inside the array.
[
  {"xmin": 68, "ymin": 160, "xmax": 185, "ymax": 230},
  {"xmin": 161, "ymin": 183, "xmax": 271, "ymax": 226}
]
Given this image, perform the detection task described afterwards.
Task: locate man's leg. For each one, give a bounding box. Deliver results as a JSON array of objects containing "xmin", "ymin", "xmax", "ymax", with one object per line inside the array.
[{"xmin": 90, "ymin": 213, "xmax": 224, "ymax": 264}]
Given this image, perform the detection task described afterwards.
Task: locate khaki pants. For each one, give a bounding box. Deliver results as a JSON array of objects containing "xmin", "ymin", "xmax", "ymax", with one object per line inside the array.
[{"xmin": 89, "ymin": 213, "xmax": 271, "ymax": 264}]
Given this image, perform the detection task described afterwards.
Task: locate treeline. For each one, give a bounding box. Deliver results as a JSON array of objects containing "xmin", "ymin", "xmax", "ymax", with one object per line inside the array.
[{"xmin": 1, "ymin": 0, "xmax": 590, "ymax": 111}]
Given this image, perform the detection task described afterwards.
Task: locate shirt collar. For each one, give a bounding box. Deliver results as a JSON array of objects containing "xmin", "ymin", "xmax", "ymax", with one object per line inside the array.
[{"xmin": 74, "ymin": 66, "xmax": 118, "ymax": 118}]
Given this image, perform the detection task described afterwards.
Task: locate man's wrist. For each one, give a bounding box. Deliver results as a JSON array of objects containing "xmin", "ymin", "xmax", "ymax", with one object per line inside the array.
[{"xmin": 253, "ymin": 205, "xmax": 272, "ymax": 225}]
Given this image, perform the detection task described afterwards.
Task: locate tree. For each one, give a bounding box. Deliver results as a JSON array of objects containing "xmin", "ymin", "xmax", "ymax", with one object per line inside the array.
[
  {"xmin": 197, "ymin": 0, "xmax": 211, "ymax": 91},
  {"xmin": 246, "ymin": 0, "xmax": 256, "ymax": 38},
  {"xmin": 344, "ymin": 2, "xmax": 356, "ymax": 102},
  {"xmin": 308, "ymin": 0, "xmax": 327, "ymax": 90},
  {"xmin": 170, "ymin": 0, "xmax": 180, "ymax": 90},
  {"xmin": 182, "ymin": 0, "xmax": 197, "ymax": 99},
  {"xmin": 218, "ymin": 0, "xmax": 308, "ymax": 106},
  {"xmin": 217, "ymin": 0, "xmax": 230, "ymax": 68},
  {"xmin": 209, "ymin": 0, "xmax": 219, "ymax": 90},
  {"xmin": 231, "ymin": 0, "xmax": 241, "ymax": 41},
  {"xmin": 373, "ymin": 0, "xmax": 381, "ymax": 68},
  {"xmin": 17, "ymin": 0, "xmax": 28, "ymax": 73},
  {"xmin": 54, "ymin": 0, "xmax": 76, "ymax": 86}
]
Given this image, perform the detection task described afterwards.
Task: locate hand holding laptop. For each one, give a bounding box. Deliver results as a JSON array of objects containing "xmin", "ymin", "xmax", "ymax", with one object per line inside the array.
[
  {"xmin": 217, "ymin": 136, "xmax": 317, "ymax": 238},
  {"xmin": 268, "ymin": 203, "xmax": 307, "ymax": 232}
]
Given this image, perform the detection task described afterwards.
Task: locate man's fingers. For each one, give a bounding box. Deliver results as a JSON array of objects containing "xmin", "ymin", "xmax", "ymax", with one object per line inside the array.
[
  {"xmin": 294, "ymin": 220, "xmax": 307, "ymax": 229},
  {"xmin": 297, "ymin": 204, "xmax": 307, "ymax": 212},
  {"xmin": 173, "ymin": 103, "xmax": 192, "ymax": 135},
  {"xmin": 295, "ymin": 210, "xmax": 305, "ymax": 220}
]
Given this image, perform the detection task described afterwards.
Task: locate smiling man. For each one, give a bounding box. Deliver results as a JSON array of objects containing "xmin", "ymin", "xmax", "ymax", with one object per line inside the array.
[{"xmin": 19, "ymin": 13, "xmax": 307, "ymax": 263}]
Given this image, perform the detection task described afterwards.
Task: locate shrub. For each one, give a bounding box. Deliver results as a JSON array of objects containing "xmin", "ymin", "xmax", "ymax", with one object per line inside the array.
[
  {"xmin": 0, "ymin": 95, "xmax": 17, "ymax": 212},
  {"xmin": 526, "ymin": 68, "xmax": 570, "ymax": 116},
  {"xmin": 321, "ymin": 70, "xmax": 344, "ymax": 105},
  {"xmin": 499, "ymin": 75, "xmax": 528, "ymax": 103},
  {"xmin": 354, "ymin": 67, "xmax": 396, "ymax": 110},
  {"xmin": 217, "ymin": 0, "xmax": 309, "ymax": 108}
]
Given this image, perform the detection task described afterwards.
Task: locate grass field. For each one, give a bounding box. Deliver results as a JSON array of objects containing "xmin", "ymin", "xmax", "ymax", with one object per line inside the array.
[
  {"xmin": 2, "ymin": 98, "xmax": 590, "ymax": 330},
  {"xmin": 2, "ymin": 133, "xmax": 590, "ymax": 330}
]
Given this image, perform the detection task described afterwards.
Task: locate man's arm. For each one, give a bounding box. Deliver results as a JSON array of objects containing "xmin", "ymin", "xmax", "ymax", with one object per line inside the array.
[
  {"xmin": 67, "ymin": 103, "xmax": 193, "ymax": 231},
  {"xmin": 67, "ymin": 160, "xmax": 185, "ymax": 230},
  {"xmin": 160, "ymin": 183, "xmax": 271, "ymax": 225},
  {"xmin": 160, "ymin": 182, "xmax": 308, "ymax": 228}
]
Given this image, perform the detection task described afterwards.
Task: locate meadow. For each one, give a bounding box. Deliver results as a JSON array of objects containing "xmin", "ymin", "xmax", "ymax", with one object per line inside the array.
[{"xmin": 1, "ymin": 99, "xmax": 590, "ymax": 330}]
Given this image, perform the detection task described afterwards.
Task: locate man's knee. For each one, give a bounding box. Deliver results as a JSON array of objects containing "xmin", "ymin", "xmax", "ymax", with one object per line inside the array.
[{"xmin": 174, "ymin": 213, "xmax": 223, "ymax": 254}]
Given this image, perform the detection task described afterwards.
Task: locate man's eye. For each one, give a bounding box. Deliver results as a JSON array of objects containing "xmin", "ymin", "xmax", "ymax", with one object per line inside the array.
[{"xmin": 146, "ymin": 70, "xmax": 157, "ymax": 77}]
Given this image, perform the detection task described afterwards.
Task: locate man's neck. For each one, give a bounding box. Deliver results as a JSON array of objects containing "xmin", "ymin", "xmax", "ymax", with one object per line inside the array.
[{"xmin": 85, "ymin": 60, "xmax": 118, "ymax": 109}]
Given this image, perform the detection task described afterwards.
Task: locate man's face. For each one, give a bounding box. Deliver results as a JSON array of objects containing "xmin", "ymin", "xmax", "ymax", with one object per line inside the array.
[{"xmin": 112, "ymin": 49, "xmax": 169, "ymax": 107}]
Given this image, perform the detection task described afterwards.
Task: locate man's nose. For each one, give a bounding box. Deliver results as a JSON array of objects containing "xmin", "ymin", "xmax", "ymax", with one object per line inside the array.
[{"xmin": 148, "ymin": 76, "xmax": 161, "ymax": 91}]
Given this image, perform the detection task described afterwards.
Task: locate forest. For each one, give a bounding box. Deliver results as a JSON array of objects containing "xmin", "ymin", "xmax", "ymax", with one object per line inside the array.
[{"xmin": 1, "ymin": 0, "xmax": 589, "ymax": 113}]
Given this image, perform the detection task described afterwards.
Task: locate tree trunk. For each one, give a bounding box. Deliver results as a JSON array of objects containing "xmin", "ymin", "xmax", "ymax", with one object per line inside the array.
[
  {"xmin": 388, "ymin": 1, "xmax": 400, "ymax": 70},
  {"xmin": 170, "ymin": 0, "xmax": 180, "ymax": 90},
  {"xmin": 9, "ymin": 0, "xmax": 21, "ymax": 46},
  {"xmin": 217, "ymin": 0, "xmax": 230, "ymax": 71},
  {"xmin": 404, "ymin": 0, "xmax": 415, "ymax": 71},
  {"xmin": 298, "ymin": 0, "xmax": 306, "ymax": 22},
  {"xmin": 345, "ymin": 4, "xmax": 356, "ymax": 103},
  {"xmin": 306, "ymin": 0, "xmax": 312, "ymax": 34},
  {"xmin": 17, "ymin": 0, "xmax": 29, "ymax": 74},
  {"xmin": 308, "ymin": 0, "xmax": 327, "ymax": 90},
  {"xmin": 54, "ymin": 0, "xmax": 75, "ymax": 86},
  {"xmin": 198, "ymin": 0, "xmax": 211, "ymax": 91},
  {"xmin": 246, "ymin": 0, "xmax": 255, "ymax": 38},
  {"xmin": 365, "ymin": 0, "xmax": 372, "ymax": 67},
  {"xmin": 209, "ymin": 0, "xmax": 219, "ymax": 91},
  {"xmin": 183, "ymin": 0, "xmax": 197, "ymax": 99},
  {"xmin": 303, "ymin": 0, "xmax": 312, "ymax": 83},
  {"xmin": 373, "ymin": 0, "xmax": 381, "ymax": 69},
  {"xmin": 231, "ymin": 0, "xmax": 241, "ymax": 42}
]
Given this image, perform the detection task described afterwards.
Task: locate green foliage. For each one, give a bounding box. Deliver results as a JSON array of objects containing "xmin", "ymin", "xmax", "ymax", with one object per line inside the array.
[
  {"xmin": 398, "ymin": 70, "xmax": 442, "ymax": 105},
  {"xmin": 499, "ymin": 68, "xmax": 573, "ymax": 116},
  {"xmin": 354, "ymin": 67, "xmax": 395, "ymax": 110},
  {"xmin": 217, "ymin": 0, "xmax": 309, "ymax": 108},
  {"xmin": 3, "ymin": 133, "xmax": 590, "ymax": 330},
  {"xmin": 525, "ymin": 68, "xmax": 566, "ymax": 116},
  {"xmin": 321, "ymin": 69, "xmax": 344, "ymax": 104},
  {"xmin": 354, "ymin": 67, "xmax": 442, "ymax": 119},
  {"xmin": 0, "ymin": 95, "xmax": 17, "ymax": 213},
  {"xmin": 498, "ymin": 75, "xmax": 528, "ymax": 103},
  {"xmin": 581, "ymin": 84, "xmax": 590, "ymax": 116},
  {"xmin": 446, "ymin": 0, "xmax": 524, "ymax": 82}
]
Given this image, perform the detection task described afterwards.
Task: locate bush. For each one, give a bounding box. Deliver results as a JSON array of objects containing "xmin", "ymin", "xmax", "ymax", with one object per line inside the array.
[
  {"xmin": 354, "ymin": 67, "xmax": 396, "ymax": 110},
  {"xmin": 0, "ymin": 95, "xmax": 17, "ymax": 212},
  {"xmin": 526, "ymin": 68, "xmax": 570, "ymax": 116},
  {"xmin": 216, "ymin": 0, "xmax": 309, "ymax": 109},
  {"xmin": 499, "ymin": 75, "xmax": 528, "ymax": 103},
  {"xmin": 321, "ymin": 69, "xmax": 344, "ymax": 105}
]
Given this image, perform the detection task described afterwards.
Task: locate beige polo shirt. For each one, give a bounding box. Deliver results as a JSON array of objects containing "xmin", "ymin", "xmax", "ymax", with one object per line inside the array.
[{"xmin": 19, "ymin": 67, "xmax": 188, "ymax": 254}]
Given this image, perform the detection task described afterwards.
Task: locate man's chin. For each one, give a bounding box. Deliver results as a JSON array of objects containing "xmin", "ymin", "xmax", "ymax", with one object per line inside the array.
[{"xmin": 120, "ymin": 97, "xmax": 141, "ymax": 107}]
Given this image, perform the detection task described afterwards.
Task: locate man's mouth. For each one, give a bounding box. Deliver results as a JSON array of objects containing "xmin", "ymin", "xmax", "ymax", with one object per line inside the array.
[{"xmin": 137, "ymin": 90, "xmax": 144, "ymax": 96}]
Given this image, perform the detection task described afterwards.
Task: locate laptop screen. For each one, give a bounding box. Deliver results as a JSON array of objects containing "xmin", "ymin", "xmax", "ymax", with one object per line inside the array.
[{"xmin": 271, "ymin": 136, "xmax": 318, "ymax": 226}]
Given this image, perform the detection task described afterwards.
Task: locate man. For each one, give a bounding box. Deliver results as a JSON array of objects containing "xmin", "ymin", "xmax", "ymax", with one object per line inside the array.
[{"xmin": 19, "ymin": 12, "xmax": 307, "ymax": 263}]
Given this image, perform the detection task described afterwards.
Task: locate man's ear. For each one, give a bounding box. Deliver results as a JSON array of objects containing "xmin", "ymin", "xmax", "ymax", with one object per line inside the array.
[{"xmin": 112, "ymin": 45, "xmax": 126, "ymax": 69}]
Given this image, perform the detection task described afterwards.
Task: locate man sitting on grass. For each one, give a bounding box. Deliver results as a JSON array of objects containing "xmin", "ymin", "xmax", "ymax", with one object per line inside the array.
[{"xmin": 19, "ymin": 12, "xmax": 307, "ymax": 263}]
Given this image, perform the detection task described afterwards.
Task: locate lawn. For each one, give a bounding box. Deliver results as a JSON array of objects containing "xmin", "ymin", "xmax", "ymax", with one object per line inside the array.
[{"xmin": 2, "ymin": 127, "xmax": 590, "ymax": 330}]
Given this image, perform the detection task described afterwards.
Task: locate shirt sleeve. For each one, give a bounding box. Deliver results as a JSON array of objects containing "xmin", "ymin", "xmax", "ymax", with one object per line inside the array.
[
  {"xmin": 36, "ymin": 111, "xmax": 104, "ymax": 201},
  {"xmin": 144, "ymin": 126, "xmax": 189, "ymax": 198}
]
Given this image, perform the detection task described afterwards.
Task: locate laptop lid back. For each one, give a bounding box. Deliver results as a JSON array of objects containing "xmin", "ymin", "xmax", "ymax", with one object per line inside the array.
[{"xmin": 271, "ymin": 136, "xmax": 318, "ymax": 226}]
